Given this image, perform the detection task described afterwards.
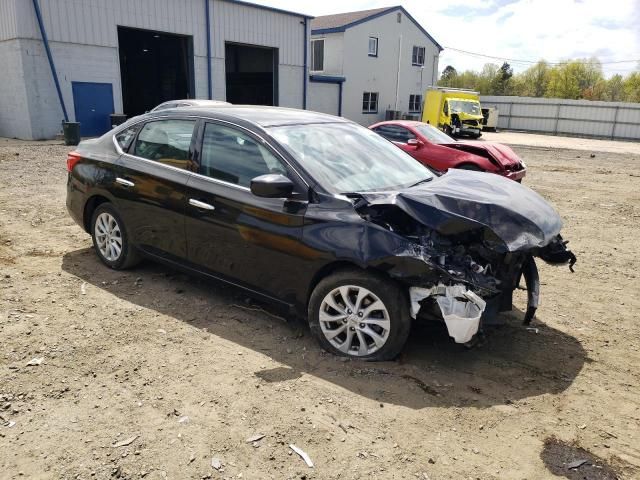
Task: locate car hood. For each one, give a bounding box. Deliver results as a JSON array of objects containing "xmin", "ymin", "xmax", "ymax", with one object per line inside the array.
[
  {"xmin": 355, "ymin": 169, "xmax": 562, "ymax": 253},
  {"xmin": 440, "ymin": 141, "xmax": 522, "ymax": 168}
]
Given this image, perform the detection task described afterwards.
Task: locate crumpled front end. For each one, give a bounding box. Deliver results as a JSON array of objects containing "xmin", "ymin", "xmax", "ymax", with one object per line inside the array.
[{"xmin": 351, "ymin": 170, "xmax": 577, "ymax": 344}]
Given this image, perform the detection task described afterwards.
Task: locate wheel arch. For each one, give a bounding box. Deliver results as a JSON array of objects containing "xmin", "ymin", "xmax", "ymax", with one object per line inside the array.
[
  {"xmin": 455, "ymin": 162, "xmax": 484, "ymax": 171},
  {"xmin": 306, "ymin": 261, "xmax": 362, "ymax": 304},
  {"xmin": 83, "ymin": 195, "xmax": 111, "ymax": 232},
  {"xmin": 305, "ymin": 260, "xmax": 409, "ymax": 307}
]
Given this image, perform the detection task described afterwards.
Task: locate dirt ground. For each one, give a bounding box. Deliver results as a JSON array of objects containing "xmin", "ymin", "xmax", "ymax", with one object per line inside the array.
[
  {"xmin": 1, "ymin": 136, "xmax": 639, "ymax": 480},
  {"xmin": 482, "ymin": 131, "xmax": 640, "ymax": 156}
]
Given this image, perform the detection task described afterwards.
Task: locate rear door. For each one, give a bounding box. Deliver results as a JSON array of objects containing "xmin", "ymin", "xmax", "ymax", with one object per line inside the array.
[
  {"xmin": 184, "ymin": 121, "xmax": 308, "ymax": 303},
  {"xmin": 113, "ymin": 118, "xmax": 197, "ymax": 261}
]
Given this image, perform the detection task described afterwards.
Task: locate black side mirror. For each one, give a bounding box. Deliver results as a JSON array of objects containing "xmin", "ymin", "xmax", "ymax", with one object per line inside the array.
[{"xmin": 250, "ymin": 174, "xmax": 295, "ymax": 198}]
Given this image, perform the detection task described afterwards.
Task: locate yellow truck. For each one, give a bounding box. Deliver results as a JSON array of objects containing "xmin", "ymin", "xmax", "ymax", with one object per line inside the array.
[{"xmin": 421, "ymin": 87, "xmax": 484, "ymax": 138}]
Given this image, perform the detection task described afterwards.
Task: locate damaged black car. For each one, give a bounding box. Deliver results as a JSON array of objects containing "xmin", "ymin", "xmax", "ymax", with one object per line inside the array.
[{"xmin": 66, "ymin": 106, "xmax": 576, "ymax": 361}]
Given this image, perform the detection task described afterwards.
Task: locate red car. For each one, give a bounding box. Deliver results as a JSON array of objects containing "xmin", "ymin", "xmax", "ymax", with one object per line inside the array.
[{"xmin": 370, "ymin": 120, "xmax": 526, "ymax": 182}]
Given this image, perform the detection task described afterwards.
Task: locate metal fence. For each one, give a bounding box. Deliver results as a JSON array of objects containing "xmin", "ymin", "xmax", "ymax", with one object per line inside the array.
[{"xmin": 480, "ymin": 95, "xmax": 640, "ymax": 141}]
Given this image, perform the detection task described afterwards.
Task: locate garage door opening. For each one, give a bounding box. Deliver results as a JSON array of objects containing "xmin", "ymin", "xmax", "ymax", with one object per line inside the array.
[
  {"xmin": 225, "ymin": 43, "xmax": 278, "ymax": 106},
  {"xmin": 118, "ymin": 26, "xmax": 194, "ymax": 116}
]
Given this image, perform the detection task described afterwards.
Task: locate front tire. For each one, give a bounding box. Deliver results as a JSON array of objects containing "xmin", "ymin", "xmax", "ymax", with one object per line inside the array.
[
  {"xmin": 90, "ymin": 203, "xmax": 140, "ymax": 270},
  {"xmin": 458, "ymin": 163, "xmax": 483, "ymax": 172},
  {"xmin": 308, "ymin": 269, "xmax": 411, "ymax": 361}
]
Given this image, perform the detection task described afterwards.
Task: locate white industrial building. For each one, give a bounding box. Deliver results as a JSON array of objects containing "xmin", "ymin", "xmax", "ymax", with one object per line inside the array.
[
  {"xmin": 308, "ymin": 6, "xmax": 442, "ymax": 125},
  {"xmin": 0, "ymin": 0, "xmax": 312, "ymax": 140}
]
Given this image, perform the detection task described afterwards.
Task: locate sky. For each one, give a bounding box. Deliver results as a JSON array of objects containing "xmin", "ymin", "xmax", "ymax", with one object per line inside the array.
[{"xmin": 249, "ymin": 0, "xmax": 640, "ymax": 78}]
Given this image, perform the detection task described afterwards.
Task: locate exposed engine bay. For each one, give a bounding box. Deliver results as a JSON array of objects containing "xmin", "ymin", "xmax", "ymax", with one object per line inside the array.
[{"xmin": 348, "ymin": 170, "xmax": 577, "ymax": 344}]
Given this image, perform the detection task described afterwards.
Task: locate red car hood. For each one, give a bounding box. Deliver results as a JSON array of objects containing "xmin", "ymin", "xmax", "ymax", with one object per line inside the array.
[{"xmin": 440, "ymin": 141, "xmax": 522, "ymax": 169}]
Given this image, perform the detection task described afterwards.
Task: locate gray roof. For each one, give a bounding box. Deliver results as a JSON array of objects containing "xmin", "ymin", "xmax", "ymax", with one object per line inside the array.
[
  {"xmin": 310, "ymin": 5, "xmax": 443, "ymax": 51},
  {"xmin": 310, "ymin": 7, "xmax": 392, "ymax": 31},
  {"xmin": 162, "ymin": 105, "xmax": 349, "ymax": 128}
]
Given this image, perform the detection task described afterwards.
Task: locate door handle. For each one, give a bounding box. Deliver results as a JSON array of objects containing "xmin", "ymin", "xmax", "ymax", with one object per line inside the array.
[
  {"xmin": 115, "ymin": 177, "xmax": 135, "ymax": 188},
  {"xmin": 189, "ymin": 199, "xmax": 215, "ymax": 211}
]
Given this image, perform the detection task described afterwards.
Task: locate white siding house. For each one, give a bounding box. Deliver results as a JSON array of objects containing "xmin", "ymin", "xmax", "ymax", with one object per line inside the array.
[
  {"xmin": 0, "ymin": 0, "xmax": 312, "ymax": 140},
  {"xmin": 309, "ymin": 6, "xmax": 442, "ymax": 125}
]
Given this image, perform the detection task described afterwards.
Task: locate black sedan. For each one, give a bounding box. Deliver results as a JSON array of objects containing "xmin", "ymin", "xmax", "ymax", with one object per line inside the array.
[{"xmin": 66, "ymin": 106, "xmax": 576, "ymax": 361}]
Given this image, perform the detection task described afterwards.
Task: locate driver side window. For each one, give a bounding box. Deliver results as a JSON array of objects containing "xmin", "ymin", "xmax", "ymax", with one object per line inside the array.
[{"xmin": 200, "ymin": 123, "xmax": 288, "ymax": 188}]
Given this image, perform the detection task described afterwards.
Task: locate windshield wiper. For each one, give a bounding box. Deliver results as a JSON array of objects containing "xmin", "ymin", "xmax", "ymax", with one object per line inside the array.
[{"xmin": 409, "ymin": 177, "xmax": 433, "ymax": 188}]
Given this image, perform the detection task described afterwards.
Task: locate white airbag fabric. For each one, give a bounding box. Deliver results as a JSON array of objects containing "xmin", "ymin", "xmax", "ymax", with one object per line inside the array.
[{"xmin": 409, "ymin": 284, "xmax": 487, "ymax": 344}]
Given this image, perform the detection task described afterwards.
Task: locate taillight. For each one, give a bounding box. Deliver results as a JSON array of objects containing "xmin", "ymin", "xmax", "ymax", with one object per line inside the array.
[{"xmin": 66, "ymin": 151, "xmax": 82, "ymax": 172}]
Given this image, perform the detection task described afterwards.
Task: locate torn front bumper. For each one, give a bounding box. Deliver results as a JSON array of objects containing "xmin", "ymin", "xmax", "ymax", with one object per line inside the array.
[
  {"xmin": 502, "ymin": 166, "xmax": 527, "ymax": 182},
  {"xmin": 410, "ymin": 284, "xmax": 487, "ymax": 344},
  {"xmin": 453, "ymin": 125, "xmax": 482, "ymax": 136}
]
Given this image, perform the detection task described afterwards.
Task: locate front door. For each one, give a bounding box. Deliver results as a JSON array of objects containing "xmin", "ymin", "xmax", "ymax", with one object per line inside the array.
[
  {"xmin": 113, "ymin": 118, "xmax": 197, "ymax": 261},
  {"xmin": 184, "ymin": 121, "xmax": 307, "ymax": 304},
  {"xmin": 71, "ymin": 82, "xmax": 114, "ymax": 137}
]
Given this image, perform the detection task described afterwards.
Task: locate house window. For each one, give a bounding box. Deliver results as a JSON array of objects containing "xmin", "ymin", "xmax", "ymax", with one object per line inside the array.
[
  {"xmin": 362, "ymin": 92, "xmax": 378, "ymax": 113},
  {"xmin": 412, "ymin": 46, "xmax": 425, "ymax": 66},
  {"xmin": 368, "ymin": 37, "xmax": 378, "ymax": 57},
  {"xmin": 409, "ymin": 94, "xmax": 422, "ymax": 112},
  {"xmin": 397, "ymin": 12, "xmax": 402, "ymax": 23},
  {"xmin": 311, "ymin": 39, "xmax": 324, "ymax": 71}
]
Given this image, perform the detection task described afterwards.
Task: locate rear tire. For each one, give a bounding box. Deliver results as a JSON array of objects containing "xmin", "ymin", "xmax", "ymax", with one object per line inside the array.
[
  {"xmin": 90, "ymin": 203, "xmax": 140, "ymax": 270},
  {"xmin": 308, "ymin": 269, "xmax": 411, "ymax": 361}
]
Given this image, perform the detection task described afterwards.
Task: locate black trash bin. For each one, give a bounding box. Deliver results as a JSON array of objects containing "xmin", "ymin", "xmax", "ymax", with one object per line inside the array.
[
  {"xmin": 62, "ymin": 121, "xmax": 81, "ymax": 146},
  {"xmin": 110, "ymin": 113, "xmax": 127, "ymax": 128}
]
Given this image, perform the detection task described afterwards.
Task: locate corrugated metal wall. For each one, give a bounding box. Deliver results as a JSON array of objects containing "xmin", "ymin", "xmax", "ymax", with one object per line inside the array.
[
  {"xmin": 0, "ymin": 0, "xmax": 19, "ymax": 41},
  {"xmin": 1, "ymin": 0, "xmax": 309, "ymax": 139},
  {"xmin": 9, "ymin": 0, "xmax": 305, "ymax": 62},
  {"xmin": 213, "ymin": 1, "xmax": 304, "ymax": 65},
  {"xmin": 480, "ymin": 96, "xmax": 640, "ymax": 141}
]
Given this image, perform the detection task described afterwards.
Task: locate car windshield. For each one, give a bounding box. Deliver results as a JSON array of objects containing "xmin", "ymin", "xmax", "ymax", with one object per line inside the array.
[
  {"xmin": 449, "ymin": 100, "xmax": 480, "ymax": 115},
  {"xmin": 413, "ymin": 123, "xmax": 455, "ymax": 144},
  {"xmin": 269, "ymin": 122, "xmax": 433, "ymax": 193}
]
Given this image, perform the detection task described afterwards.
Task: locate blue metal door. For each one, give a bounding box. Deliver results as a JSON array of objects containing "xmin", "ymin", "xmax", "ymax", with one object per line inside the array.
[{"xmin": 71, "ymin": 82, "xmax": 114, "ymax": 137}]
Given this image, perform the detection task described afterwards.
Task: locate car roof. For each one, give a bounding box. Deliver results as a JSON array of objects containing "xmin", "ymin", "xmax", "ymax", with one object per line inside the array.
[
  {"xmin": 371, "ymin": 120, "xmax": 426, "ymax": 128},
  {"xmin": 155, "ymin": 105, "xmax": 350, "ymax": 128},
  {"xmin": 181, "ymin": 99, "xmax": 230, "ymax": 106}
]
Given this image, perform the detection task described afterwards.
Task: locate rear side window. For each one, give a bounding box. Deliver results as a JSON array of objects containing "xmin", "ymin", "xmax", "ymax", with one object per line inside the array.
[
  {"xmin": 373, "ymin": 125, "xmax": 415, "ymax": 143},
  {"xmin": 200, "ymin": 123, "xmax": 287, "ymax": 188},
  {"xmin": 132, "ymin": 119, "xmax": 196, "ymax": 170},
  {"xmin": 115, "ymin": 125, "xmax": 139, "ymax": 151}
]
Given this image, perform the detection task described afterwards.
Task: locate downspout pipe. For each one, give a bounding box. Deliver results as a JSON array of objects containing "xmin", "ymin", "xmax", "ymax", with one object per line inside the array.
[
  {"xmin": 302, "ymin": 18, "xmax": 308, "ymax": 110},
  {"xmin": 395, "ymin": 34, "xmax": 402, "ymax": 111},
  {"xmin": 31, "ymin": 0, "xmax": 68, "ymax": 122},
  {"xmin": 204, "ymin": 0, "xmax": 212, "ymax": 100},
  {"xmin": 338, "ymin": 82, "xmax": 343, "ymax": 117}
]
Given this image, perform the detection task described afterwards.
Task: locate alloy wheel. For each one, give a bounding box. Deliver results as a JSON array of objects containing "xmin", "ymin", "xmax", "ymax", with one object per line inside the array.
[
  {"xmin": 94, "ymin": 212, "xmax": 123, "ymax": 262},
  {"xmin": 319, "ymin": 285, "xmax": 391, "ymax": 356}
]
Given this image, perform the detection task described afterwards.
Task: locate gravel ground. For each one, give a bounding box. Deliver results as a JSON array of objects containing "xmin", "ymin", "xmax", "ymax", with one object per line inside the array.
[
  {"xmin": 1, "ymin": 138, "xmax": 639, "ymax": 480},
  {"xmin": 482, "ymin": 130, "xmax": 640, "ymax": 155}
]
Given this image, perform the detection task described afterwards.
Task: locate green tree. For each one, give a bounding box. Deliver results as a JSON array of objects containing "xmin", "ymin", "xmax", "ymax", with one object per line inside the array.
[
  {"xmin": 624, "ymin": 72, "xmax": 640, "ymax": 102},
  {"xmin": 476, "ymin": 63, "xmax": 499, "ymax": 94},
  {"xmin": 546, "ymin": 62, "xmax": 583, "ymax": 99},
  {"xmin": 440, "ymin": 65, "xmax": 458, "ymax": 86},
  {"xmin": 605, "ymin": 74, "xmax": 625, "ymax": 101},
  {"xmin": 437, "ymin": 57, "xmax": 640, "ymax": 102},
  {"xmin": 519, "ymin": 61, "xmax": 550, "ymax": 97},
  {"xmin": 491, "ymin": 62, "xmax": 514, "ymax": 95}
]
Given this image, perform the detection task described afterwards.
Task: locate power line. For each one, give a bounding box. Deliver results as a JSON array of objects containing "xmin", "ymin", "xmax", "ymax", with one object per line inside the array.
[{"xmin": 443, "ymin": 46, "xmax": 640, "ymax": 66}]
